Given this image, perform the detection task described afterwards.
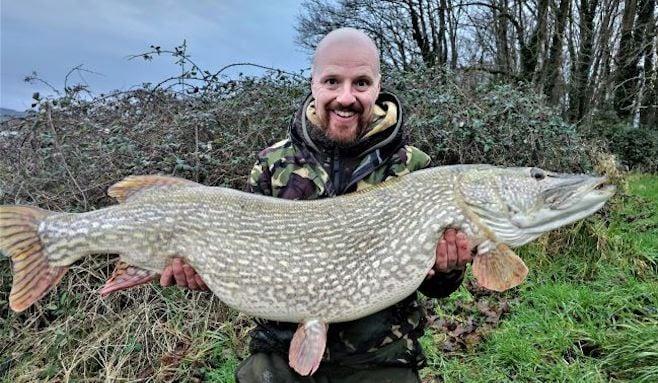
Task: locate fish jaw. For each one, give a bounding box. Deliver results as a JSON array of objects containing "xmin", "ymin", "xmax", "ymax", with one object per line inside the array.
[{"xmin": 511, "ymin": 176, "xmax": 616, "ymax": 235}]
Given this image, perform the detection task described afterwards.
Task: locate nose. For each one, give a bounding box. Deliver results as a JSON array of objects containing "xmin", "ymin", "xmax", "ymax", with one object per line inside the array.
[{"xmin": 336, "ymin": 85, "xmax": 356, "ymax": 106}]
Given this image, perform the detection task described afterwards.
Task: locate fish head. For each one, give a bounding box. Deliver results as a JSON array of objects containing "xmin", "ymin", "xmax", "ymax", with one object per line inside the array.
[{"xmin": 459, "ymin": 166, "xmax": 616, "ymax": 247}]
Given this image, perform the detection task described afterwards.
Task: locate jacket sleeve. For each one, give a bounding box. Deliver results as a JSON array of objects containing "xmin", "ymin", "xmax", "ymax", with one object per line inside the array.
[
  {"xmin": 245, "ymin": 156, "xmax": 273, "ymax": 196},
  {"xmin": 417, "ymin": 269, "xmax": 465, "ymax": 298}
]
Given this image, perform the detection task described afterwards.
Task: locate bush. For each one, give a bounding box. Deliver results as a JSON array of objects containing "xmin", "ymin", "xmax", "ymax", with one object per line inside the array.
[
  {"xmin": 583, "ymin": 109, "xmax": 658, "ymax": 173},
  {"xmin": 0, "ymin": 75, "xmax": 307, "ymax": 210},
  {"xmin": 383, "ymin": 68, "xmax": 593, "ymax": 171},
  {"xmin": 0, "ymin": 67, "xmax": 598, "ymax": 211}
]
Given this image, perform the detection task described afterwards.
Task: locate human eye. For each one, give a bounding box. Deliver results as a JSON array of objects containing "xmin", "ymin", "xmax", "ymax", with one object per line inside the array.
[
  {"xmin": 324, "ymin": 78, "xmax": 338, "ymax": 86},
  {"xmin": 355, "ymin": 78, "xmax": 371, "ymax": 89}
]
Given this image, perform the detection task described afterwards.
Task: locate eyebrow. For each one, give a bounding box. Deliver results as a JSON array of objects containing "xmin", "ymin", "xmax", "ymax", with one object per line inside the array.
[{"xmin": 318, "ymin": 70, "xmax": 376, "ymax": 80}]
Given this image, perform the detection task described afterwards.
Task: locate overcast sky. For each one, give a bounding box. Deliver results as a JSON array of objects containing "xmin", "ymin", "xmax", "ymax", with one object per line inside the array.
[{"xmin": 0, "ymin": 0, "xmax": 310, "ymax": 111}]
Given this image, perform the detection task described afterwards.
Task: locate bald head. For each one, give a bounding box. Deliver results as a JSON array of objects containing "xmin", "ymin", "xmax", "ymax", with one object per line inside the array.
[
  {"xmin": 309, "ymin": 28, "xmax": 382, "ymax": 145},
  {"xmin": 312, "ymin": 28, "xmax": 380, "ymax": 79}
]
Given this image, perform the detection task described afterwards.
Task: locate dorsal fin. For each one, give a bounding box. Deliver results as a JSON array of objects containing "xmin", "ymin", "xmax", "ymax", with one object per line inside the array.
[{"xmin": 108, "ymin": 175, "xmax": 201, "ymax": 203}]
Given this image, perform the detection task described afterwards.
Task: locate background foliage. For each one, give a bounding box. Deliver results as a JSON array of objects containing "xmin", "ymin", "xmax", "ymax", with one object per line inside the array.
[
  {"xmin": 1, "ymin": 66, "xmax": 603, "ymax": 213},
  {"xmin": 0, "ymin": 42, "xmax": 656, "ymax": 381}
]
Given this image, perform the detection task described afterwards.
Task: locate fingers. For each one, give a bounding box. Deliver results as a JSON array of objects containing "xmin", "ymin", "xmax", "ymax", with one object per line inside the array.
[
  {"xmin": 194, "ymin": 275, "xmax": 209, "ymax": 291},
  {"xmin": 172, "ymin": 258, "xmax": 188, "ymax": 287},
  {"xmin": 183, "ymin": 264, "xmax": 199, "ymax": 290},
  {"xmin": 456, "ymin": 231, "xmax": 473, "ymax": 268},
  {"xmin": 160, "ymin": 258, "xmax": 207, "ymax": 291},
  {"xmin": 445, "ymin": 229, "xmax": 458, "ymax": 270},
  {"xmin": 431, "ymin": 229, "xmax": 472, "ymax": 276},
  {"xmin": 436, "ymin": 236, "xmax": 448, "ymax": 271}
]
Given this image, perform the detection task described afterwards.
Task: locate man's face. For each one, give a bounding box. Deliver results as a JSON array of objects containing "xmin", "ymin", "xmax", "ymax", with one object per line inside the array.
[{"xmin": 311, "ymin": 43, "xmax": 381, "ymax": 145}]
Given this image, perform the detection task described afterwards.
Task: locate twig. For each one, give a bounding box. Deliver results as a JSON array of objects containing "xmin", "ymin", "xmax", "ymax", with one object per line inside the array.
[
  {"xmin": 24, "ymin": 71, "xmax": 61, "ymax": 95},
  {"xmin": 194, "ymin": 124, "xmax": 200, "ymax": 182},
  {"xmin": 213, "ymin": 62, "xmax": 308, "ymax": 80},
  {"xmin": 64, "ymin": 64, "xmax": 104, "ymax": 92},
  {"xmin": 45, "ymin": 104, "xmax": 88, "ymax": 209}
]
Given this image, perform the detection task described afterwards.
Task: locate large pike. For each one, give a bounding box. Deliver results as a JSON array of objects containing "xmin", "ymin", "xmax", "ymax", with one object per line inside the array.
[{"xmin": 0, "ymin": 165, "xmax": 614, "ymax": 375}]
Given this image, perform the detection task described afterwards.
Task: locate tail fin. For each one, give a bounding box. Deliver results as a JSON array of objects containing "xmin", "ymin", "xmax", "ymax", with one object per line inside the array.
[{"xmin": 0, "ymin": 206, "xmax": 68, "ymax": 312}]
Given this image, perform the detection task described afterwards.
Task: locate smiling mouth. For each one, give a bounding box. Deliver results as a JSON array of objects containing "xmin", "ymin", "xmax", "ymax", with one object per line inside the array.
[{"xmin": 333, "ymin": 110, "xmax": 357, "ymax": 118}]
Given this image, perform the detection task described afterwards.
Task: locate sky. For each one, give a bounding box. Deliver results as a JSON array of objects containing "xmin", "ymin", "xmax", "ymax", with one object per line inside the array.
[{"xmin": 0, "ymin": 0, "xmax": 310, "ymax": 111}]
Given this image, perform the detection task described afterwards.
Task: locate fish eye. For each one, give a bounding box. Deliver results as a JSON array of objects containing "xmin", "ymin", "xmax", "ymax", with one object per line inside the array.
[{"xmin": 531, "ymin": 168, "xmax": 546, "ymax": 180}]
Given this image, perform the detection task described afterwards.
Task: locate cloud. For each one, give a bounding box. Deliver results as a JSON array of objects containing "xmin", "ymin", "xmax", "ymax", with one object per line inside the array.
[{"xmin": 1, "ymin": 0, "xmax": 310, "ymax": 110}]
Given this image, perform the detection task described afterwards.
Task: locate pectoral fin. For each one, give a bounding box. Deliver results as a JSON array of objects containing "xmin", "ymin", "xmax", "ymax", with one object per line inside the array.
[
  {"xmin": 288, "ymin": 319, "xmax": 328, "ymax": 376},
  {"xmin": 99, "ymin": 261, "xmax": 156, "ymax": 296},
  {"xmin": 472, "ymin": 243, "xmax": 528, "ymax": 292}
]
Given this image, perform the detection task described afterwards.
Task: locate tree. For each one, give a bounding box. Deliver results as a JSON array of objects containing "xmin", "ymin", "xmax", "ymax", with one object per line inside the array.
[
  {"xmin": 613, "ymin": 0, "xmax": 639, "ymax": 119},
  {"xmin": 638, "ymin": 0, "xmax": 656, "ymax": 127},
  {"xmin": 520, "ymin": 0, "xmax": 550, "ymax": 82},
  {"xmin": 296, "ymin": 0, "xmax": 456, "ymax": 70},
  {"xmin": 568, "ymin": 0, "xmax": 600, "ymax": 121},
  {"xmin": 543, "ymin": 0, "xmax": 572, "ymax": 105}
]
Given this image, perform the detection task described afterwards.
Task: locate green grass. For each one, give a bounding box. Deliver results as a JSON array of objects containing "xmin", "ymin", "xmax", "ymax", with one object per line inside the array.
[
  {"xmin": 420, "ymin": 173, "xmax": 658, "ymax": 382},
  {"xmin": 202, "ymin": 328, "xmax": 241, "ymax": 383}
]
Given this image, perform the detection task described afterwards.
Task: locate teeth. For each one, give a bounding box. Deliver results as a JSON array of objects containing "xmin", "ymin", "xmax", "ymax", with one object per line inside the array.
[{"xmin": 334, "ymin": 110, "xmax": 356, "ymax": 118}]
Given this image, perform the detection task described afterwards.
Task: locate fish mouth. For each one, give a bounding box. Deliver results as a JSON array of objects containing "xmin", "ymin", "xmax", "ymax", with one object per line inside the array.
[
  {"xmin": 513, "ymin": 176, "xmax": 615, "ymax": 234},
  {"xmin": 582, "ymin": 176, "xmax": 616, "ymax": 200},
  {"xmin": 549, "ymin": 176, "xmax": 614, "ymax": 209},
  {"xmin": 594, "ymin": 181, "xmax": 616, "ymax": 194}
]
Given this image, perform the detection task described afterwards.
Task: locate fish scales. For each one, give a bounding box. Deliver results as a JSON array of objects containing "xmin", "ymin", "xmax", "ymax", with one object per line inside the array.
[{"xmin": 34, "ymin": 168, "xmax": 459, "ymax": 322}]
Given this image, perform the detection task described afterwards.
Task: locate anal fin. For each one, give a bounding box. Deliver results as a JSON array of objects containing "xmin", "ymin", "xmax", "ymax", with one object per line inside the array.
[
  {"xmin": 472, "ymin": 243, "xmax": 528, "ymax": 292},
  {"xmin": 99, "ymin": 261, "xmax": 156, "ymax": 297},
  {"xmin": 288, "ymin": 319, "xmax": 328, "ymax": 376}
]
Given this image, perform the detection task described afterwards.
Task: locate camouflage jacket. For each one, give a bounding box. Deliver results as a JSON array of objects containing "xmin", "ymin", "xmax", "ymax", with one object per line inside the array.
[{"xmin": 244, "ymin": 91, "xmax": 464, "ymax": 369}]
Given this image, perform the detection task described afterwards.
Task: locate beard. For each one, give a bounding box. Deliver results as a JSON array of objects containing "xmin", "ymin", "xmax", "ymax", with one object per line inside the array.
[
  {"xmin": 310, "ymin": 118, "xmax": 367, "ymax": 149},
  {"xmin": 308, "ymin": 124, "xmax": 357, "ymax": 149},
  {"xmin": 313, "ymin": 104, "xmax": 368, "ymax": 148}
]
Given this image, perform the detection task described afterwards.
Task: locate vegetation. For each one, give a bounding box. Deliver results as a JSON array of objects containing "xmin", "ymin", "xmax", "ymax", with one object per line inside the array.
[
  {"xmin": 1, "ymin": 6, "xmax": 657, "ymax": 376},
  {"xmin": 1, "ymin": 67, "xmax": 656, "ymax": 381}
]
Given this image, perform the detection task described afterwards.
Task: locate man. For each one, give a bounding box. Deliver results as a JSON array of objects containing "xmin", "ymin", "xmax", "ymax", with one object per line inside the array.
[{"xmin": 161, "ymin": 28, "xmax": 472, "ymax": 382}]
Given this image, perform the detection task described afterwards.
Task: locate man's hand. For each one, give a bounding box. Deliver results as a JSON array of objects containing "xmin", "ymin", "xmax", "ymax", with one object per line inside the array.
[
  {"xmin": 426, "ymin": 229, "xmax": 473, "ymax": 278},
  {"xmin": 160, "ymin": 257, "xmax": 209, "ymax": 291}
]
